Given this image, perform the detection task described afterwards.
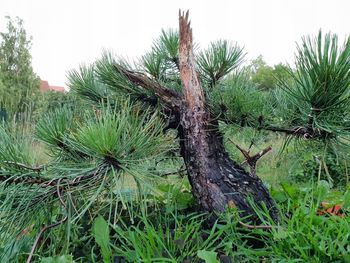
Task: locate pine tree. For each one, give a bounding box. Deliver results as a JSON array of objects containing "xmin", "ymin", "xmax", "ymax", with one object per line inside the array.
[{"xmin": 0, "ymin": 11, "xmax": 350, "ymax": 261}]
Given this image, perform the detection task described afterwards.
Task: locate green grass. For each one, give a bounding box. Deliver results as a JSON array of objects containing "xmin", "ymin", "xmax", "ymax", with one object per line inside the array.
[
  {"xmin": 2, "ymin": 117, "xmax": 350, "ymax": 263},
  {"xmin": 82, "ymin": 180, "xmax": 350, "ymax": 263}
]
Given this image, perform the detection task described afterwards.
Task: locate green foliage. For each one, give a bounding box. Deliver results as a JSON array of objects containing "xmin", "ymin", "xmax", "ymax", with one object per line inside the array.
[
  {"xmin": 273, "ymin": 63, "xmax": 293, "ymax": 85},
  {"xmin": 41, "ymin": 255, "xmax": 76, "ymax": 263},
  {"xmin": 209, "ymin": 72, "xmax": 273, "ymax": 127},
  {"xmin": 140, "ymin": 29, "xmax": 182, "ymax": 92},
  {"xmin": 144, "ymin": 29, "xmax": 179, "ymax": 75},
  {"xmin": 0, "ymin": 101, "xmax": 174, "ymax": 260},
  {"xmin": 209, "ymin": 31, "xmax": 350, "ymax": 151},
  {"xmin": 1, "ymin": 115, "xmax": 350, "ymax": 262},
  {"xmin": 344, "ymin": 186, "xmax": 350, "ymax": 209},
  {"xmin": 80, "ymin": 182, "xmax": 350, "ymax": 262},
  {"xmin": 156, "ymin": 179, "xmax": 194, "ymax": 212},
  {"xmin": 0, "ymin": 124, "xmax": 34, "ymax": 165},
  {"xmin": 197, "ymin": 250, "xmax": 220, "ymax": 263},
  {"xmin": 68, "ymin": 64, "xmax": 111, "ymax": 104},
  {"xmin": 1, "ymin": 21, "xmax": 350, "ymax": 263},
  {"xmin": 71, "ymin": 104, "xmax": 171, "ymax": 165},
  {"xmin": 36, "ymin": 107, "xmax": 74, "ymax": 151},
  {"xmin": 249, "ymin": 55, "xmax": 292, "ymax": 90},
  {"xmin": 291, "ymin": 147, "xmax": 350, "ymax": 187},
  {"xmin": 111, "ymin": 212, "xmax": 230, "ymax": 262},
  {"xmin": 92, "ymin": 216, "xmax": 112, "ymax": 262},
  {"xmin": 280, "ymin": 31, "xmax": 350, "ymax": 139},
  {"xmin": 197, "ymin": 40, "xmax": 244, "ymax": 88},
  {"xmin": 37, "ymin": 91, "xmax": 79, "ymax": 113},
  {"xmin": 0, "ymin": 16, "xmax": 40, "ymax": 117},
  {"xmin": 154, "ymin": 29, "xmax": 179, "ymax": 62},
  {"xmin": 267, "ymin": 183, "xmax": 350, "ymax": 262},
  {"xmin": 70, "ymin": 52, "xmax": 160, "ymax": 106}
]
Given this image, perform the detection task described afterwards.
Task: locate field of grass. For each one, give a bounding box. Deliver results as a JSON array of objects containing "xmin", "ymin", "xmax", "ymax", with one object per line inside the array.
[
  {"xmin": 34, "ymin": 127, "xmax": 350, "ymax": 262},
  {"xmin": 1, "ymin": 118, "xmax": 350, "ymax": 263}
]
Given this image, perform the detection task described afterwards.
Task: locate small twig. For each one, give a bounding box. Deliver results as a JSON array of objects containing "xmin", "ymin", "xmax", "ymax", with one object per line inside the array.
[
  {"xmin": 252, "ymin": 146, "xmax": 273, "ymax": 162},
  {"xmin": 263, "ymin": 125, "xmax": 329, "ymax": 139},
  {"xmin": 231, "ymin": 141, "xmax": 251, "ymax": 160},
  {"xmin": 160, "ymin": 168, "xmax": 187, "ymax": 177},
  {"xmin": 56, "ymin": 178, "xmax": 67, "ymax": 209},
  {"xmin": 26, "ymin": 217, "xmax": 67, "ymax": 263},
  {"xmin": 26, "ymin": 179, "xmax": 68, "ymax": 263},
  {"xmin": 67, "ymin": 190, "xmax": 79, "ymax": 215},
  {"xmin": 0, "ymin": 166, "xmax": 104, "ymax": 187},
  {"xmin": 345, "ymin": 159, "xmax": 349, "ymax": 186},
  {"xmin": 0, "ymin": 174, "xmax": 48, "ymax": 185},
  {"xmin": 228, "ymin": 139, "xmax": 272, "ymax": 176},
  {"xmin": 3, "ymin": 161, "xmax": 44, "ymax": 172},
  {"xmin": 238, "ymin": 221, "xmax": 273, "ymax": 230},
  {"xmin": 248, "ymin": 140, "xmax": 254, "ymax": 153}
]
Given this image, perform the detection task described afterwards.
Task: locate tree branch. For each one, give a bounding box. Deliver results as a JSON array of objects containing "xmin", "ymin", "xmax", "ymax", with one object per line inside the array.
[
  {"xmin": 26, "ymin": 178, "xmax": 68, "ymax": 263},
  {"xmin": 220, "ymin": 114, "xmax": 333, "ymax": 140},
  {"xmin": 0, "ymin": 166, "xmax": 105, "ymax": 188},
  {"xmin": 228, "ymin": 139, "xmax": 272, "ymax": 177},
  {"xmin": 116, "ymin": 66, "xmax": 182, "ymax": 110},
  {"xmin": 2, "ymin": 161, "xmax": 44, "ymax": 172},
  {"xmin": 159, "ymin": 167, "xmax": 187, "ymax": 177},
  {"xmin": 0, "ymin": 174, "xmax": 48, "ymax": 185},
  {"xmin": 262, "ymin": 125, "xmax": 331, "ymax": 139}
]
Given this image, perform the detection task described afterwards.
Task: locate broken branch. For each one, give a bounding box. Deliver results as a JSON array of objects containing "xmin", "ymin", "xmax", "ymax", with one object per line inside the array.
[
  {"xmin": 228, "ymin": 139, "xmax": 272, "ymax": 176},
  {"xmin": 116, "ymin": 66, "xmax": 182, "ymax": 110}
]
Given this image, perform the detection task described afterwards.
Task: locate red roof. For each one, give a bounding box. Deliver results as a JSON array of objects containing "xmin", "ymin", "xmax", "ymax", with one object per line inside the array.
[
  {"xmin": 48, "ymin": 85, "xmax": 65, "ymax": 92},
  {"xmin": 40, "ymin": 80, "xmax": 65, "ymax": 92}
]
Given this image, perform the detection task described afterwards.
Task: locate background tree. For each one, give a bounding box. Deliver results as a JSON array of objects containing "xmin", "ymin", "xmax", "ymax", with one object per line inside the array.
[
  {"xmin": 249, "ymin": 55, "xmax": 292, "ymax": 90},
  {"xmin": 0, "ymin": 12, "xmax": 349, "ymax": 261},
  {"xmin": 0, "ymin": 16, "xmax": 40, "ymax": 118}
]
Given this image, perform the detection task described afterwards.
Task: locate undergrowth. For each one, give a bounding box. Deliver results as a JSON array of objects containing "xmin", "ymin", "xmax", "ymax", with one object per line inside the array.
[
  {"xmin": 2, "ymin": 119, "xmax": 350, "ymax": 263},
  {"xmin": 31, "ymin": 179, "xmax": 350, "ymax": 263}
]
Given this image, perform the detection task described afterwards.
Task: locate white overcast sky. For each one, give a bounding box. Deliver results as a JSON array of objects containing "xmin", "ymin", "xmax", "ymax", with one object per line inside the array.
[{"xmin": 1, "ymin": 0, "xmax": 349, "ymax": 87}]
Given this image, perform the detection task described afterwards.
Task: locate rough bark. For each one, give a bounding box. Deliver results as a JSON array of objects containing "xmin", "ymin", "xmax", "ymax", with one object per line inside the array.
[
  {"xmin": 178, "ymin": 11, "xmax": 279, "ymax": 223},
  {"xmin": 113, "ymin": 11, "xmax": 279, "ymax": 223},
  {"xmin": 117, "ymin": 66, "xmax": 182, "ymax": 110}
]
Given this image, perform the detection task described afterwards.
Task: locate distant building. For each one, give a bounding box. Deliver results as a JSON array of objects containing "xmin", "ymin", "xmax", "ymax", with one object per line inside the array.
[{"xmin": 40, "ymin": 80, "xmax": 65, "ymax": 92}]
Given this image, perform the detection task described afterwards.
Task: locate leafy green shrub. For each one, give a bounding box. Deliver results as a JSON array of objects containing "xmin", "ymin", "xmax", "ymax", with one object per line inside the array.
[
  {"xmin": 268, "ymin": 182, "xmax": 350, "ymax": 262},
  {"xmin": 83, "ymin": 181, "xmax": 350, "ymax": 263},
  {"xmin": 291, "ymin": 150, "xmax": 349, "ymax": 187}
]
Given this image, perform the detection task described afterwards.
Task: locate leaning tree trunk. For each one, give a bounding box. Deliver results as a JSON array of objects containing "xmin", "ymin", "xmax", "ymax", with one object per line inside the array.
[
  {"xmin": 119, "ymin": 12, "xmax": 279, "ymax": 223},
  {"xmin": 178, "ymin": 11, "xmax": 279, "ymax": 223}
]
